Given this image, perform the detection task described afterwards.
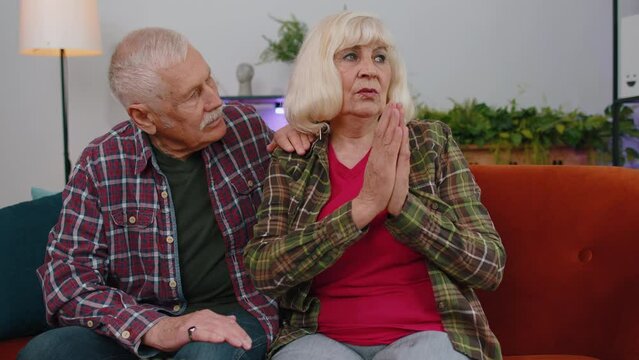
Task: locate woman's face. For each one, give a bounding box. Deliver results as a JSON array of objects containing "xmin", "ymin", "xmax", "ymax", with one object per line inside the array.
[{"xmin": 334, "ymin": 42, "xmax": 392, "ymax": 120}]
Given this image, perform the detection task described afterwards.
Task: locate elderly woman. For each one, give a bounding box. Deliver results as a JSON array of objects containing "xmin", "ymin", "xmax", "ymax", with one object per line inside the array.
[{"xmin": 245, "ymin": 11, "xmax": 505, "ymax": 360}]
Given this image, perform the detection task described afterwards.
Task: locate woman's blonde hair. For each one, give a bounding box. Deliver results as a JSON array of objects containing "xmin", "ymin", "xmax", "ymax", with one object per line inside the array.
[{"xmin": 285, "ymin": 11, "xmax": 414, "ymax": 135}]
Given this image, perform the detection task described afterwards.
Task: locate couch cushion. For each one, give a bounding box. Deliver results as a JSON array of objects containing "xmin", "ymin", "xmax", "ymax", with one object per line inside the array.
[
  {"xmin": 0, "ymin": 193, "xmax": 62, "ymax": 340},
  {"xmin": 471, "ymin": 165, "xmax": 639, "ymax": 360},
  {"xmin": 30, "ymin": 187, "xmax": 57, "ymax": 200},
  {"xmin": 0, "ymin": 336, "xmax": 33, "ymax": 359}
]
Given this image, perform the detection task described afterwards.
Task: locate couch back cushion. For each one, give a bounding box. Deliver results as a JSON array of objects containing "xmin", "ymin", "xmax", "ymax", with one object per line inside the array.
[
  {"xmin": 0, "ymin": 193, "xmax": 62, "ymax": 340},
  {"xmin": 471, "ymin": 165, "xmax": 639, "ymax": 360}
]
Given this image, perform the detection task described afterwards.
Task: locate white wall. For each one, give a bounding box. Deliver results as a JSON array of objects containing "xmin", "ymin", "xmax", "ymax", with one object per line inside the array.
[
  {"xmin": 0, "ymin": 0, "xmax": 614, "ymax": 207},
  {"xmin": 621, "ymin": 0, "xmax": 639, "ymax": 18}
]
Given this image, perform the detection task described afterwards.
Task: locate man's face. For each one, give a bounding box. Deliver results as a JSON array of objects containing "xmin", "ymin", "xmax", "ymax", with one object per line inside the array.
[{"xmin": 149, "ymin": 46, "xmax": 227, "ymax": 158}]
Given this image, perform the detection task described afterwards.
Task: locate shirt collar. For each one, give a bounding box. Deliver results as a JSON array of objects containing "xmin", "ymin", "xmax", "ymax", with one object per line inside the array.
[
  {"xmin": 131, "ymin": 122, "xmax": 155, "ymax": 175},
  {"xmin": 310, "ymin": 126, "xmax": 330, "ymax": 170}
]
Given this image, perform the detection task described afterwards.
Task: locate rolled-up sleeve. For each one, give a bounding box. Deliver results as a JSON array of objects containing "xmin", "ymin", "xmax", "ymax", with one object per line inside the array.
[
  {"xmin": 385, "ymin": 121, "xmax": 505, "ymax": 291},
  {"xmin": 245, "ymin": 151, "xmax": 364, "ymax": 298},
  {"xmin": 38, "ymin": 164, "xmax": 165, "ymax": 356}
]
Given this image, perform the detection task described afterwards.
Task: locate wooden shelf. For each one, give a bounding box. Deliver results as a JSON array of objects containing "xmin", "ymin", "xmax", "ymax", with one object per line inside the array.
[{"xmin": 222, "ymin": 95, "xmax": 284, "ymax": 104}]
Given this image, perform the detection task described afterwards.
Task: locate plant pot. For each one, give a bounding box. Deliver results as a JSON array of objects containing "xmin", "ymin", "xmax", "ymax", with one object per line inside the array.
[{"xmin": 461, "ymin": 145, "xmax": 591, "ymax": 165}]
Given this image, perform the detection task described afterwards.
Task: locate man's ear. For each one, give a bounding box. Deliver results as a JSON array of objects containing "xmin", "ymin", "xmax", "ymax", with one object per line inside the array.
[{"xmin": 128, "ymin": 104, "xmax": 158, "ymax": 135}]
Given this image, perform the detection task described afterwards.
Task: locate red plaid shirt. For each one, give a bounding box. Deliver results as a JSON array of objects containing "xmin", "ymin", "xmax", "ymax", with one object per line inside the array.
[{"xmin": 37, "ymin": 104, "xmax": 278, "ymax": 356}]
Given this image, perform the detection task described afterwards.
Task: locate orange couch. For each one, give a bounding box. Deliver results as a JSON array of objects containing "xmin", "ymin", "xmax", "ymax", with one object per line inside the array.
[
  {"xmin": 472, "ymin": 165, "xmax": 639, "ymax": 360},
  {"xmin": 3, "ymin": 165, "xmax": 638, "ymax": 359}
]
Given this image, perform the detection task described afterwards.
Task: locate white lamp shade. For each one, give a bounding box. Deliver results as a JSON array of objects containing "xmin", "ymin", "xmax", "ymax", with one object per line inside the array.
[{"xmin": 19, "ymin": 0, "xmax": 102, "ymax": 56}]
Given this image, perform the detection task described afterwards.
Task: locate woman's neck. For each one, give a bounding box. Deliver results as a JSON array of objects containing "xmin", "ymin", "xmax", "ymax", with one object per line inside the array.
[{"xmin": 329, "ymin": 115, "xmax": 377, "ymax": 168}]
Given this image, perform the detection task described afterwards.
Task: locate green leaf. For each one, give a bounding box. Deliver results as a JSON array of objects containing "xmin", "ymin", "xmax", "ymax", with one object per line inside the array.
[
  {"xmin": 511, "ymin": 133, "xmax": 522, "ymax": 146},
  {"xmin": 625, "ymin": 148, "xmax": 639, "ymax": 161},
  {"xmin": 259, "ymin": 14, "xmax": 308, "ymax": 63},
  {"xmin": 521, "ymin": 129, "xmax": 533, "ymax": 139}
]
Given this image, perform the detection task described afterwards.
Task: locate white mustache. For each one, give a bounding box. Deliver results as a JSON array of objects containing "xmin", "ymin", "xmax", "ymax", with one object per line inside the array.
[{"xmin": 200, "ymin": 106, "xmax": 225, "ymax": 130}]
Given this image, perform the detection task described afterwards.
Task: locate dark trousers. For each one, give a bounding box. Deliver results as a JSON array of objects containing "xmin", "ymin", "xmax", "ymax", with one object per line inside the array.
[{"xmin": 18, "ymin": 310, "xmax": 266, "ymax": 360}]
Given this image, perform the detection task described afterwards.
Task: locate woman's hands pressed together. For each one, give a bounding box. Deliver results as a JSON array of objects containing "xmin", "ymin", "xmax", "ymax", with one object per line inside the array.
[{"xmin": 351, "ymin": 102, "xmax": 410, "ymax": 228}]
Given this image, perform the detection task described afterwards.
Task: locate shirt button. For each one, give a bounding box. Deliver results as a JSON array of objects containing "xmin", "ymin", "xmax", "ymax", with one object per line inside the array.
[
  {"xmin": 438, "ymin": 301, "xmax": 446, "ymax": 310},
  {"xmin": 161, "ymin": 191, "xmax": 168, "ymax": 199},
  {"xmin": 128, "ymin": 216, "xmax": 136, "ymax": 224},
  {"xmin": 87, "ymin": 320, "xmax": 94, "ymax": 327},
  {"xmin": 121, "ymin": 330, "xmax": 131, "ymax": 339},
  {"xmin": 169, "ymin": 279, "xmax": 177, "ymax": 288},
  {"xmin": 431, "ymin": 203, "xmax": 439, "ymax": 210},
  {"xmin": 247, "ymin": 179, "xmax": 254, "ymax": 188},
  {"xmin": 173, "ymin": 304, "xmax": 181, "ymax": 312},
  {"xmin": 166, "ymin": 236, "xmax": 174, "ymax": 244}
]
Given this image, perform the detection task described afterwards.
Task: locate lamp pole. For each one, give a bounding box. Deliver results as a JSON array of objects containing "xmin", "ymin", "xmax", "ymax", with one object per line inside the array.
[
  {"xmin": 60, "ymin": 49, "xmax": 71, "ymax": 182},
  {"xmin": 612, "ymin": 0, "xmax": 621, "ymax": 166}
]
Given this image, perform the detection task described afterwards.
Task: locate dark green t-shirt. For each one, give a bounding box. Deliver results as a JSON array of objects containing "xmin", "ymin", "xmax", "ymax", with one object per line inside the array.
[{"xmin": 153, "ymin": 147, "xmax": 242, "ymax": 315}]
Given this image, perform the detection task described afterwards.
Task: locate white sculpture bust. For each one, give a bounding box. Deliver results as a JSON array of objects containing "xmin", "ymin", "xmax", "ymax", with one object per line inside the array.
[{"xmin": 236, "ymin": 63, "xmax": 254, "ymax": 96}]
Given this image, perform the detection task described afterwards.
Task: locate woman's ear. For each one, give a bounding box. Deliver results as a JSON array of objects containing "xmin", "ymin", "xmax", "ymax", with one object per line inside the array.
[{"xmin": 128, "ymin": 103, "xmax": 157, "ymax": 135}]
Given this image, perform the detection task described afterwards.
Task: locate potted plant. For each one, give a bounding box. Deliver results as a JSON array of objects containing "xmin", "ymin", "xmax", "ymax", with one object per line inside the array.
[
  {"xmin": 259, "ymin": 14, "xmax": 308, "ymax": 64},
  {"xmin": 415, "ymin": 99, "xmax": 639, "ymax": 165}
]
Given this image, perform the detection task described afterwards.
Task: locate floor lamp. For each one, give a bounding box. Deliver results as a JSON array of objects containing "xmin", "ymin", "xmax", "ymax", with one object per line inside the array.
[{"xmin": 19, "ymin": 0, "xmax": 102, "ymax": 183}]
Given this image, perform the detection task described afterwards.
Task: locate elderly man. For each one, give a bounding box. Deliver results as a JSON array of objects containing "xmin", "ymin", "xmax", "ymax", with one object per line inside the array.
[{"xmin": 19, "ymin": 28, "xmax": 311, "ymax": 360}]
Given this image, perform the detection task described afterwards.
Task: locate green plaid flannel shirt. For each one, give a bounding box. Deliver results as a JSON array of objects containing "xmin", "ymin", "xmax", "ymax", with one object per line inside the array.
[{"xmin": 245, "ymin": 120, "xmax": 505, "ymax": 360}]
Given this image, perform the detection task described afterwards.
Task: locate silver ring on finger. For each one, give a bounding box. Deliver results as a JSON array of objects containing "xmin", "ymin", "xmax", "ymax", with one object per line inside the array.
[{"xmin": 187, "ymin": 326, "xmax": 197, "ymax": 342}]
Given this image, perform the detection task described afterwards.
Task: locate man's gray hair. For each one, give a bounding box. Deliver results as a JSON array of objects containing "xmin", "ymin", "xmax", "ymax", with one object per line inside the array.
[{"xmin": 108, "ymin": 27, "xmax": 189, "ymax": 108}]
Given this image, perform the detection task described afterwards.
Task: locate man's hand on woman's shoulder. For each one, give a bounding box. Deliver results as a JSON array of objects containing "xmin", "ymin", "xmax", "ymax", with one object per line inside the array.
[{"xmin": 268, "ymin": 124, "xmax": 315, "ymax": 155}]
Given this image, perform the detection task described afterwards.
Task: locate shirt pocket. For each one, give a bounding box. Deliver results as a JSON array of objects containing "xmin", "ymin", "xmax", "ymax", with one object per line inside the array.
[
  {"xmin": 107, "ymin": 206, "xmax": 158, "ymax": 295},
  {"xmin": 229, "ymin": 163, "xmax": 266, "ymax": 197},
  {"xmin": 230, "ymin": 175, "xmax": 263, "ymax": 196},
  {"xmin": 228, "ymin": 170, "xmax": 265, "ymax": 236},
  {"xmin": 109, "ymin": 207, "xmax": 156, "ymax": 229}
]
